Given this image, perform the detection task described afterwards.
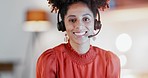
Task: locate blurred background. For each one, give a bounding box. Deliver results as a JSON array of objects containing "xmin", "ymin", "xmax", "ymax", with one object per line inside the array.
[{"xmin": 0, "ymin": 0, "xmax": 148, "ymax": 78}]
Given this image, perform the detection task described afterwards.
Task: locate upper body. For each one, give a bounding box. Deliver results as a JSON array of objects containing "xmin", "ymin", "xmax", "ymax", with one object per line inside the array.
[
  {"xmin": 36, "ymin": 42, "xmax": 120, "ymax": 78},
  {"xmin": 36, "ymin": 0, "xmax": 120, "ymax": 78}
]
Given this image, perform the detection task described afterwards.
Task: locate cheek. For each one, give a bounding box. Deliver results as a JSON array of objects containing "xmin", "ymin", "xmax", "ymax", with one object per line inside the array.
[
  {"xmin": 91, "ymin": 22, "xmax": 95, "ymax": 29},
  {"xmin": 86, "ymin": 21, "xmax": 94, "ymax": 30},
  {"xmin": 64, "ymin": 21, "xmax": 74, "ymax": 31}
]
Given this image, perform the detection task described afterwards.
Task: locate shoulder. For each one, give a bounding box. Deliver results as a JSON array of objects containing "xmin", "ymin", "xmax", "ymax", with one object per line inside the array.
[
  {"xmin": 36, "ymin": 48, "xmax": 57, "ymax": 69},
  {"xmin": 105, "ymin": 51, "xmax": 119, "ymax": 62},
  {"xmin": 36, "ymin": 43, "xmax": 67, "ymax": 76},
  {"xmin": 37, "ymin": 43, "xmax": 66, "ymax": 62},
  {"xmin": 36, "ymin": 43, "xmax": 66, "ymax": 78},
  {"xmin": 92, "ymin": 46, "xmax": 120, "ymax": 77},
  {"xmin": 92, "ymin": 46, "xmax": 119, "ymax": 61},
  {"xmin": 37, "ymin": 43, "xmax": 66, "ymax": 66},
  {"xmin": 105, "ymin": 51, "xmax": 120, "ymax": 77},
  {"xmin": 38, "ymin": 49, "xmax": 55, "ymax": 61}
]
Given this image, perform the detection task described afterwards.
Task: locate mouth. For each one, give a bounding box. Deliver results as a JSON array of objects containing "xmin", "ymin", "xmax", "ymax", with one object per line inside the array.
[{"xmin": 73, "ymin": 31, "xmax": 87, "ymax": 36}]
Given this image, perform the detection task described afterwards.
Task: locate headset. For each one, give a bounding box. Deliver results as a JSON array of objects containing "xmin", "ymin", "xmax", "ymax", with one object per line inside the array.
[
  {"xmin": 57, "ymin": 10, "xmax": 66, "ymax": 32},
  {"xmin": 57, "ymin": 9, "xmax": 102, "ymax": 38}
]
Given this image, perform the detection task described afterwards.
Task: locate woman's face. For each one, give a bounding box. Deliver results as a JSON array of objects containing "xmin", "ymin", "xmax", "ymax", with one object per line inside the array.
[{"xmin": 64, "ymin": 2, "xmax": 94, "ymax": 45}]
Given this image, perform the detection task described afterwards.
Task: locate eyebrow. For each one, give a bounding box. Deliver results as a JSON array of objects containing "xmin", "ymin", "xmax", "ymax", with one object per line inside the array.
[
  {"xmin": 66, "ymin": 13, "xmax": 92, "ymax": 18},
  {"xmin": 67, "ymin": 15, "xmax": 76, "ymax": 18},
  {"xmin": 82, "ymin": 13, "xmax": 92, "ymax": 17}
]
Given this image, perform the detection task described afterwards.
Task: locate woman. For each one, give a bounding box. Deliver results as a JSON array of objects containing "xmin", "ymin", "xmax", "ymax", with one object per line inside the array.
[{"xmin": 36, "ymin": 0, "xmax": 120, "ymax": 78}]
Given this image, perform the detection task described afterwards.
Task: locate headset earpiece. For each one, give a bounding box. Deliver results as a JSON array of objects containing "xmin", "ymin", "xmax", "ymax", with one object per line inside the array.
[
  {"xmin": 57, "ymin": 11, "xmax": 66, "ymax": 32},
  {"xmin": 57, "ymin": 21, "xmax": 66, "ymax": 32},
  {"xmin": 94, "ymin": 10, "xmax": 102, "ymax": 30},
  {"xmin": 94, "ymin": 19, "xmax": 102, "ymax": 30}
]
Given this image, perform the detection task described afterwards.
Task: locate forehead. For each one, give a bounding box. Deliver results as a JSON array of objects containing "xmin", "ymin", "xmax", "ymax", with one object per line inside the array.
[{"xmin": 66, "ymin": 2, "xmax": 93, "ymax": 16}]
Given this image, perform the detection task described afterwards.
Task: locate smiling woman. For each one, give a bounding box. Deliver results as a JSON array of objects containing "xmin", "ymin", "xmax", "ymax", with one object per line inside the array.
[{"xmin": 36, "ymin": 0, "xmax": 120, "ymax": 78}]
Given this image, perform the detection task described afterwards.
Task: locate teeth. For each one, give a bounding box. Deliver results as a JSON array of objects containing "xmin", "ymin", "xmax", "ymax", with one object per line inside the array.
[{"xmin": 74, "ymin": 32, "xmax": 86, "ymax": 36}]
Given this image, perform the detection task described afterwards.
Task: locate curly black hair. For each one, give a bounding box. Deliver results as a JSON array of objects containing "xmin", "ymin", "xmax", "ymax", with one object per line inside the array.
[{"xmin": 47, "ymin": 0, "xmax": 109, "ymax": 20}]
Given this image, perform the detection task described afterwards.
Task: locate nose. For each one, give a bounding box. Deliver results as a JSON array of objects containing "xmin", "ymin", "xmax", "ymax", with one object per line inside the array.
[{"xmin": 75, "ymin": 20, "xmax": 84, "ymax": 30}]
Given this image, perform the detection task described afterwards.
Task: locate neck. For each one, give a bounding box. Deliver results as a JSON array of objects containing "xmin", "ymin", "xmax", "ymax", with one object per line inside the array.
[{"xmin": 69, "ymin": 40, "xmax": 90, "ymax": 54}]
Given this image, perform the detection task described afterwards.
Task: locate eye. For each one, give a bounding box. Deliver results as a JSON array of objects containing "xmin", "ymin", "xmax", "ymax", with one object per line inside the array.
[
  {"xmin": 69, "ymin": 18, "xmax": 76, "ymax": 23},
  {"xmin": 83, "ymin": 17, "xmax": 90, "ymax": 22}
]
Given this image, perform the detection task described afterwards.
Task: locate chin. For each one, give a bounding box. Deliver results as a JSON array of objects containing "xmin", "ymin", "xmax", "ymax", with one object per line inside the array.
[{"xmin": 73, "ymin": 38, "xmax": 90, "ymax": 45}]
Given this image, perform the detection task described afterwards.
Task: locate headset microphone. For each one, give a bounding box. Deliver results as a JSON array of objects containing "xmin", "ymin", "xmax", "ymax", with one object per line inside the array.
[{"xmin": 88, "ymin": 25, "xmax": 101, "ymax": 38}]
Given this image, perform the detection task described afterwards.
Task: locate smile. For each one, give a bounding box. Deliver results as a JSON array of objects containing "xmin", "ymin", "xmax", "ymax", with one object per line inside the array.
[{"xmin": 73, "ymin": 31, "xmax": 87, "ymax": 36}]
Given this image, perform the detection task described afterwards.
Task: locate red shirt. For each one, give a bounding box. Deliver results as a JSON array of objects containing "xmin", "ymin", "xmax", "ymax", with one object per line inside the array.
[{"xmin": 36, "ymin": 43, "xmax": 120, "ymax": 78}]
